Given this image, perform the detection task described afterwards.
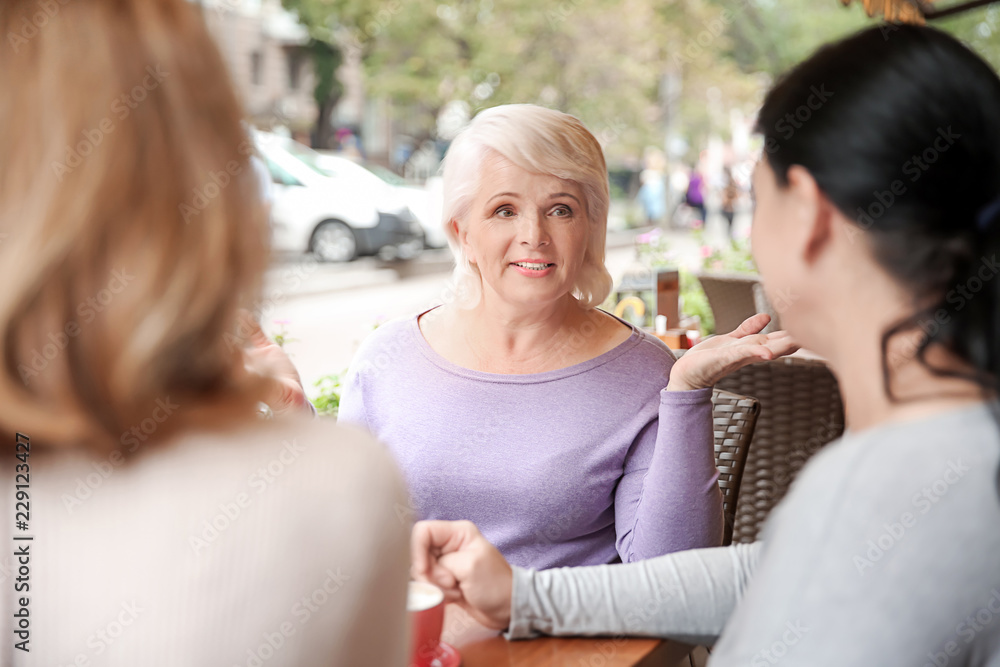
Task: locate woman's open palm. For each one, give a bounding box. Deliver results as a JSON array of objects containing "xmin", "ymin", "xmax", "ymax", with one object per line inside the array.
[{"xmin": 666, "ymin": 314, "xmax": 799, "ymax": 391}]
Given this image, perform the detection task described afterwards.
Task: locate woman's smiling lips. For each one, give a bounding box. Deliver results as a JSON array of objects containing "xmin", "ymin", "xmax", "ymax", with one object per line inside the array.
[{"xmin": 510, "ymin": 259, "xmax": 556, "ymax": 277}]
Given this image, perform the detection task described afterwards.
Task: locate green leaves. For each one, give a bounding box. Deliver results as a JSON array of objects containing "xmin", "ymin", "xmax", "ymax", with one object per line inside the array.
[{"xmin": 312, "ymin": 374, "xmax": 343, "ymax": 418}]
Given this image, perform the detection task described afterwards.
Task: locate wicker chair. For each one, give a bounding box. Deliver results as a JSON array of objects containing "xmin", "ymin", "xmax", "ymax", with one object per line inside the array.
[
  {"xmin": 711, "ymin": 389, "xmax": 761, "ymax": 546},
  {"xmin": 715, "ymin": 357, "xmax": 845, "ymax": 543},
  {"xmin": 695, "ymin": 271, "xmax": 780, "ymax": 334}
]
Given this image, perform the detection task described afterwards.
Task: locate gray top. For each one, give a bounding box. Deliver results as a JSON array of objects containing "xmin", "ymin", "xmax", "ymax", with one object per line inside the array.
[{"xmin": 509, "ymin": 403, "xmax": 1000, "ymax": 665}]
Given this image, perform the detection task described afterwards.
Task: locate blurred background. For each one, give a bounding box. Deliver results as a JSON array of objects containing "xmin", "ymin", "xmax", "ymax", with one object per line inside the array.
[{"xmin": 186, "ymin": 0, "xmax": 1000, "ymax": 409}]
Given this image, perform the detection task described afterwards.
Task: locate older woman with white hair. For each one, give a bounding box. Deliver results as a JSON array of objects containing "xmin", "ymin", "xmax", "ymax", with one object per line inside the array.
[{"xmin": 339, "ymin": 104, "xmax": 795, "ymax": 569}]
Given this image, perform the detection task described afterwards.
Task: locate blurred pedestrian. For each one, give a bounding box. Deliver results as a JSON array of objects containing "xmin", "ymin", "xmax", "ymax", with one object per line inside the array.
[
  {"xmin": 637, "ymin": 168, "xmax": 667, "ymax": 226},
  {"xmin": 721, "ymin": 166, "xmax": 739, "ymax": 238},
  {"xmin": 685, "ymin": 165, "xmax": 707, "ymax": 224}
]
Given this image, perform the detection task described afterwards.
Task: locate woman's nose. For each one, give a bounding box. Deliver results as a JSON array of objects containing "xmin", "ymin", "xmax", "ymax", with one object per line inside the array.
[{"xmin": 518, "ymin": 211, "xmax": 550, "ymax": 247}]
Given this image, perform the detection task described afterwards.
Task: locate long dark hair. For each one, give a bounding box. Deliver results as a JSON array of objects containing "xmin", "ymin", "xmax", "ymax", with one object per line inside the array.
[{"xmin": 756, "ymin": 25, "xmax": 1000, "ymax": 406}]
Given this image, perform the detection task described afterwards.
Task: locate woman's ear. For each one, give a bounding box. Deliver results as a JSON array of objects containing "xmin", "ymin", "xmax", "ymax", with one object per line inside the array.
[
  {"xmin": 786, "ymin": 165, "xmax": 834, "ymax": 265},
  {"xmin": 452, "ymin": 218, "xmax": 476, "ymax": 265}
]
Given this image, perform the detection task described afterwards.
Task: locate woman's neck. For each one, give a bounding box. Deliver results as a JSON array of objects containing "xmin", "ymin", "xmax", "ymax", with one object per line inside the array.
[
  {"xmin": 418, "ymin": 289, "xmax": 630, "ymax": 375},
  {"xmin": 457, "ymin": 294, "xmax": 583, "ymax": 369},
  {"xmin": 821, "ymin": 298, "xmax": 985, "ymax": 433}
]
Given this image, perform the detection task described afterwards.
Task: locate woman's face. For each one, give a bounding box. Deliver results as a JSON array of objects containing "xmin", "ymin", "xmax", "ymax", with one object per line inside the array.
[
  {"xmin": 457, "ymin": 151, "xmax": 590, "ymax": 309},
  {"xmin": 750, "ymin": 157, "xmax": 800, "ymax": 327}
]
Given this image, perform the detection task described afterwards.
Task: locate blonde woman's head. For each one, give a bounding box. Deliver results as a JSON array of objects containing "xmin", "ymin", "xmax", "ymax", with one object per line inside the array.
[
  {"xmin": 0, "ymin": 0, "xmax": 271, "ymax": 452},
  {"xmin": 441, "ymin": 104, "xmax": 613, "ymax": 308}
]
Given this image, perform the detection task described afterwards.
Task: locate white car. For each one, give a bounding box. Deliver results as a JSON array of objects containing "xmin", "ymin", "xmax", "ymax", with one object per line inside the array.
[
  {"xmin": 314, "ymin": 153, "xmax": 448, "ymax": 249},
  {"xmin": 254, "ymin": 131, "xmax": 424, "ymax": 262}
]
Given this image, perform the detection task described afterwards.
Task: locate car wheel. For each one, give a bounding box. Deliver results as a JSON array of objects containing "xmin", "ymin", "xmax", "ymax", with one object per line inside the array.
[{"xmin": 311, "ymin": 221, "xmax": 357, "ymax": 263}]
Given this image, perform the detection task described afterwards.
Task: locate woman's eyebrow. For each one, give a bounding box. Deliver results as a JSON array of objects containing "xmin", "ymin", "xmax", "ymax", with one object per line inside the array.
[
  {"xmin": 549, "ymin": 192, "xmax": 582, "ymax": 204},
  {"xmin": 487, "ymin": 192, "xmax": 519, "ymax": 204}
]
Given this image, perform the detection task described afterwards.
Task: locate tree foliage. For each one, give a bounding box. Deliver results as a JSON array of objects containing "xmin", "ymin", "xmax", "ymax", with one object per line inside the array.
[{"xmin": 280, "ymin": 0, "xmax": 1000, "ymax": 160}]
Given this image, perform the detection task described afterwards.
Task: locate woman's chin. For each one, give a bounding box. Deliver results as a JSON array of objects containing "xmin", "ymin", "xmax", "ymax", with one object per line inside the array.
[{"xmin": 494, "ymin": 284, "xmax": 573, "ymax": 309}]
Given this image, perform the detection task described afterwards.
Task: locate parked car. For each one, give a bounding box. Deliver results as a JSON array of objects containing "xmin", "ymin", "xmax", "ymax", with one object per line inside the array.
[
  {"xmin": 315, "ymin": 153, "xmax": 448, "ymax": 249},
  {"xmin": 253, "ymin": 131, "xmax": 424, "ymax": 262}
]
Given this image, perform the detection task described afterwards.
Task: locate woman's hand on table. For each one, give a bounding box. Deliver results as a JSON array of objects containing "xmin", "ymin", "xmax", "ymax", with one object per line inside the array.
[
  {"xmin": 666, "ymin": 314, "xmax": 799, "ymax": 391},
  {"xmin": 239, "ymin": 312, "xmax": 313, "ymax": 415},
  {"xmin": 411, "ymin": 520, "xmax": 513, "ymax": 631}
]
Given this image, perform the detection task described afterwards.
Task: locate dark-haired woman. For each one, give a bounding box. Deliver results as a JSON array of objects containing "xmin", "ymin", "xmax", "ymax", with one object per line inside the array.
[{"xmin": 409, "ymin": 24, "xmax": 1000, "ymax": 665}]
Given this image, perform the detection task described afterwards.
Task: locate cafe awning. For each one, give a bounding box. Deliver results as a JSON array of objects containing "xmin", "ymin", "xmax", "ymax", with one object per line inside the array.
[{"xmin": 841, "ymin": 0, "xmax": 1000, "ymax": 23}]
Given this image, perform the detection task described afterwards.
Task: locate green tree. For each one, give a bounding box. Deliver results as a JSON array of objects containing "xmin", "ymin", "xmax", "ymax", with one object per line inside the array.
[
  {"xmin": 281, "ymin": 0, "xmax": 760, "ymax": 162},
  {"xmin": 281, "ymin": 0, "xmax": 352, "ymax": 148},
  {"xmin": 936, "ymin": 5, "xmax": 1000, "ymax": 70},
  {"xmin": 281, "ymin": 0, "xmax": 1000, "ymax": 166},
  {"xmin": 716, "ymin": 0, "xmax": 1000, "ymax": 80},
  {"xmin": 307, "ymin": 39, "xmax": 344, "ymax": 148}
]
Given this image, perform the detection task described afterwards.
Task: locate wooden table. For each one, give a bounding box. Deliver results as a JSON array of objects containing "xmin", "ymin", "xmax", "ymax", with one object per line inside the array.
[{"xmin": 442, "ymin": 605, "xmax": 694, "ymax": 667}]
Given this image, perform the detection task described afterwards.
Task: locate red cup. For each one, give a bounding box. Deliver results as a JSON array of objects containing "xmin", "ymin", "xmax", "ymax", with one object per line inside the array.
[{"xmin": 408, "ymin": 581, "xmax": 445, "ymax": 667}]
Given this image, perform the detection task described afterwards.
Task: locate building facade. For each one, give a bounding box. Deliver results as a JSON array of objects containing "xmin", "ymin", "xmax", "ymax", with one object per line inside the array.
[{"xmin": 193, "ymin": 0, "xmax": 317, "ymax": 136}]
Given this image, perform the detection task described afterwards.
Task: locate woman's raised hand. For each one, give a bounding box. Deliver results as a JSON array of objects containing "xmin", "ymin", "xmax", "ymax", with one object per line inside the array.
[
  {"xmin": 666, "ymin": 314, "xmax": 799, "ymax": 392},
  {"xmin": 411, "ymin": 520, "xmax": 513, "ymax": 631},
  {"xmin": 239, "ymin": 311, "xmax": 313, "ymax": 415}
]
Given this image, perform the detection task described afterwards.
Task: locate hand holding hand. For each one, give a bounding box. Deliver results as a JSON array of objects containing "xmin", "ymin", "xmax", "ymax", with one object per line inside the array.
[
  {"xmin": 666, "ymin": 314, "xmax": 799, "ymax": 391},
  {"xmin": 411, "ymin": 520, "xmax": 513, "ymax": 631}
]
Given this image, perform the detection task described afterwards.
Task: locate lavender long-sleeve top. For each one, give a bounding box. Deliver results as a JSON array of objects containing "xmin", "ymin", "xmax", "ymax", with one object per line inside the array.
[{"xmin": 338, "ymin": 310, "xmax": 723, "ymax": 569}]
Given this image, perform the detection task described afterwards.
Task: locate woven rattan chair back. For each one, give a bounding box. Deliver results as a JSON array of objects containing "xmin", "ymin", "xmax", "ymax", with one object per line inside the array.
[
  {"xmin": 715, "ymin": 357, "xmax": 845, "ymax": 543},
  {"xmin": 711, "ymin": 389, "xmax": 761, "ymax": 546},
  {"xmin": 696, "ymin": 272, "xmax": 780, "ymax": 334},
  {"xmin": 696, "ymin": 272, "xmax": 759, "ymax": 334}
]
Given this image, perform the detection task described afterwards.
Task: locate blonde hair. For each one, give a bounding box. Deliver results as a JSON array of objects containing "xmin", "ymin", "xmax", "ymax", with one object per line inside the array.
[
  {"xmin": 441, "ymin": 104, "xmax": 613, "ymax": 308},
  {"xmin": 0, "ymin": 0, "xmax": 271, "ymax": 453}
]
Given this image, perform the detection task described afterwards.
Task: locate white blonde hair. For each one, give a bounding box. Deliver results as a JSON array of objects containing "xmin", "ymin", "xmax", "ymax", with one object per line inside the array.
[{"xmin": 441, "ymin": 104, "xmax": 613, "ymax": 308}]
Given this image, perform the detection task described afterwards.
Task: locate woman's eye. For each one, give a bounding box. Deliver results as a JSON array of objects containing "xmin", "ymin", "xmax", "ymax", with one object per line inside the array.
[
  {"xmin": 495, "ymin": 207, "xmax": 515, "ymax": 218},
  {"xmin": 550, "ymin": 205, "xmax": 572, "ymax": 217}
]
